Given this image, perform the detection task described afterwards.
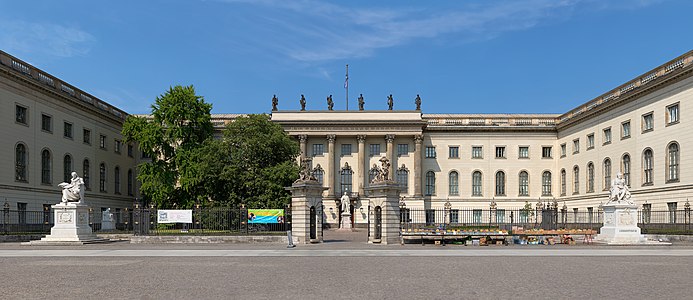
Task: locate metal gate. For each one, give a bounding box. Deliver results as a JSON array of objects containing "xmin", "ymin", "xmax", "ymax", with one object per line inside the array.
[
  {"xmin": 310, "ymin": 206, "xmax": 317, "ymax": 240},
  {"xmin": 374, "ymin": 206, "xmax": 382, "ymax": 240}
]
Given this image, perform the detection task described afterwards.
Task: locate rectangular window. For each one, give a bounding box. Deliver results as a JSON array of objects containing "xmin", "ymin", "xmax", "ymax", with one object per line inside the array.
[
  {"xmin": 41, "ymin": 114, "xmax": 52, "ymax": 132},
  {"xmin": 63, "ymin": 122, "xmax": 73, "ymax": 139},
  {"xmin": 397, "ymin": 144, "xmax": 408, "ymax": 156},
  {"xmin": 369, "ymin": 144, "xmax": 380, "ymax": 156},
  {"xmin": 573, "ymin": 139, "xmax": 579, "ymax": 154},
  {"xmin": 473, "ymin": 209, "xmax": 482, "ymax": 224},
  {"xmin": 560, "ymin": 144, "xmax": 566, "ymax": 158},
  {"xmin": 83, "ymin": 128, "xmax": 91, "ymax": 145},
  {"xmin": 518, "ymin": 146, "xmax": 529, "ymax": 158},
  {"xmin": 99, "ymin": 135, "xmax": 106, "ymax": 149},
  {"xmin": 603, "ymin": 128, "xmax": 611, "ymax": 145},
  {"xmin": 621, "ymin": 121, "xmax": 631, "ymax": 139},
  {"xmin": 450, "ymin": 210, "xmax": 459, "ymax": 224},
  {"xmin": 495, "ymin": 146, "xmax": 506, "ymax": 158},
  {"xmin": 128, "ymin": 144, "xmax": 134, "ymax": 158},
  {"xmin": 449, "ymin": 146, "xmax": 459, "ymax": 159},
  {"xmin": 425, "ymin": 209, "xmax": 435, "ymax": 225},
  {"xmin": 425, "ymin": 146, "xmax": 436, "ymax": 158},
  {"xmin": 472, "ymin": 146, "xmax": 483, "ymax": 159},
  {"xmin": 17, "ymin": 202, "xmax": 27, "ymax": 225},
  {"xmin": 587, "ymin": 134, "xmax": 594, "ymax": 150},
  {"xmin": 667, "ymin": 103, "xmax": 679, "ymax": 125},
  {"xmin": 542, "ymin": 146, "xmax": 552, "ymax": 159},
  {"xmin": 15, "ymin": 105, "xmax": 27, "ymax": 125},
  {"xmin": 340, "ymin": 144, "xmax": 352, "ymax": 156},
  {"xmin": 642, "ymin": 112, "xmax": 654, "ymax": 132},
  {"xmin": 312, "ymin": 144, "xmax": 324, "ymax": 156},
  {"xmin": 114, "ymin": 139, "xmax": 122, "ymax": 154}
]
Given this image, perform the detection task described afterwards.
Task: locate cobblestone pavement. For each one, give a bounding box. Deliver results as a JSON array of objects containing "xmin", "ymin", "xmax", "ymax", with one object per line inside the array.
[{"xmin": 1, "ymin": 229, "xmax": 691, "ymax": 299}]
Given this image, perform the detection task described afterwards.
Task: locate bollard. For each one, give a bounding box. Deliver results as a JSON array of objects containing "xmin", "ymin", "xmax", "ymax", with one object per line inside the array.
[{"xmin": 286, "ymin": 230, "xmax": 295, "ymax": 248}]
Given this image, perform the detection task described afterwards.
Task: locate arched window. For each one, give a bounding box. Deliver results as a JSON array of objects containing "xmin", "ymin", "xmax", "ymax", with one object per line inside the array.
[
  {"xmin": 495, "ymin": 171, "xmax": 505, "ymax": 196},
  {"xmin": 312, "ymin": 164, "xmax": 324, "ymax": 185},
  {"xmin": 396, "ymin": 165, "xmax": 409, "ymax": 191},
  {"xmin": 587, "ymin": 162, "xmax": 594, "ymax": 193},
  {"xmin": 114, "ymin": 166, "xmax": 120, "ymax": 194},
  {"xmin": 573, "ymin": 166, "xmax": 579, "ymax": 194},
  {"xmin": 560, "ymin": 169, "xmax": 566, "ymax": 196},
  {"xmin": 99, "ymin": 163, "xmax": 106, "ymax": 192},
  {"xmin": 425, "ymin": 171, "xmax": 435, "ymax": 196},
  {"xmin": 340, "ymin": 163, "xmax": 353, "ymax": 195},
  {"xmin": 667, "ymin": 142, "xmax": 679, "ymax": 182},
  {"xmin": 63, "ymin": 154, "xmax": 72, "ymax": 182},
  {"xmin": 83, "ymin": 159, "xmax": 90, "ymax": 190},
  {"xmin": 643, "ymin": 149, "xmax": 654, "ymax": 185},
  {"xmin": 622, "ymin": 154, "xmax": 631, "ymax": 187},
  {"xmin": 127, "ymin": 169, "xmax": 134, "ymax": 196},
  {"xmin": 604, "ymin": 158, "xmax": 612, "ymax": 190},
  {"xmin": 542, "ymin": 171, "xmax": 552, "ymax": 196},
  {"xmin": 518, "ymin": 171, "xmax": 529, "ymax": 196},
  {"xmin": 41, "ymin": 149, "xmax": 51, "ymax": 184},
  {"xmin": 15, "ymin": 143, "xmax": 27, "ymax": 181},
  {"xmin": 472, "ymin": 171, "xmax": 482, "ymax": 196},
  {"xmin": 449, "ymin": 171, "xmax": 459, "ymax": 196}
]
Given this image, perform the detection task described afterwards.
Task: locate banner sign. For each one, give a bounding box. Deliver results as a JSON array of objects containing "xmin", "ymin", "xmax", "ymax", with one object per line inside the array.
[
  {"xmin": 158, "ymin": 210, "xmax": 193, "ymax": 223},
  {"xmin": 248, "ymin": 209, "xmax": 284, "ymax": 224}
]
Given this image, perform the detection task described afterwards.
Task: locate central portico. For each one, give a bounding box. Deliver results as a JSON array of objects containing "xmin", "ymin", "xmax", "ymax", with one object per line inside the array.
[{"xmin": 272, "ymin": 111, "xmax": 426, "ymax": 227}]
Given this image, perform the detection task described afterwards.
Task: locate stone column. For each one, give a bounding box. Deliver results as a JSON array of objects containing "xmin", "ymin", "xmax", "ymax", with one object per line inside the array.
[
  {"xmin": 385, "ymin": 134, "xmax": 395, "ymax": 178},
  {"xmin": 287, "ymin": 180, "xmax": 326, "ymax": 244},
  {"xmin": 357, "ymin": 135, "xmax": 366, "ymax": 196},
  {"xmin": 414, "ymin": 135, "xmax": 423, "ymax": 198},
  {"xmin": 298, "ymin": 135, "xmax": 308, "ymax": 161},
  {"xmin": 326, "ymin": 135, "xmax": 336, "ymax": 198},
  {"xmin": 366, "ymin": 181, "xmax": 402, "ymax": 245}
]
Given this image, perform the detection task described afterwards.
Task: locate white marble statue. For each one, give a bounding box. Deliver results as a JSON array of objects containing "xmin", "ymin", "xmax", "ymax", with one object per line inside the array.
[
  {"xmin": 608, "ymin": 172, "xmax": 633, "ymax": 205},
  {"xmin": 340, "ymin": 192, "xmax": 351, "ymax": 214},
  {"xmin": 102, "ymin": 208, "xmax": 114, "ymax": 222},
  {"xmin": 58, "ymin": 172, "xmax": 85, "ymax": 204}
]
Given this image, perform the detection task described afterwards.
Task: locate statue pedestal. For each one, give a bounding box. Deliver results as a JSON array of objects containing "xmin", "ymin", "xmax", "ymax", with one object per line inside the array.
[
  {"xmin": 101, "ymin": 219, "xmax": 115, "ymax": 231},
  {"xmin": 339, "ymin": 212, "xmax": 352, "ymax": 230},
  {"xmin": 596, "ymin": 203, "xmax": 647, "ymax": 245},
  {"xmin": 24, "ymin": 202, "xmax": 108, "ymax": 245},
  {"xmin": 365, "ymin": 181, "xmax": 401, "ymax": 245},
  {"xmin": 287, "ymin": 180, "xmax": 326, "ymax": 244}
]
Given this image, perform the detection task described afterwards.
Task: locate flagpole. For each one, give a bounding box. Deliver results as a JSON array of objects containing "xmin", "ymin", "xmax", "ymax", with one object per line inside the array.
[{"xmin": 345, "ymin": 64, "xmax": 349, "ymax": 111}]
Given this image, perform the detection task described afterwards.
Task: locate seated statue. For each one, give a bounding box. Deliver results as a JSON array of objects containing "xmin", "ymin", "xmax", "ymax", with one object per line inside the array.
[
  {"xmin": 608, "ymin": 172, "xmax": 632, "ymax": 204},
  {"xmin": 58, "ymin": 172, "xmax": 85, "ymax": 204}
]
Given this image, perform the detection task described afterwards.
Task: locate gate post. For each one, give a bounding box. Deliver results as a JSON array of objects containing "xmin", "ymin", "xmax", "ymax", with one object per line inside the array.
[
  {"xmin": 365, "ymin": 181, "xmax": 401, "ymax": 245},
  {"xmin": 286, "ymin": 179, "xmax": 326, "ymax": 244}
]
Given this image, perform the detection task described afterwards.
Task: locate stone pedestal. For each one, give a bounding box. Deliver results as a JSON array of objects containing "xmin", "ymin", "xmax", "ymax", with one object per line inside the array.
[
  {"xmin": 596, "ymin": 203, "xmax": 647, "ymax": 244},
  {"xmin": 101, "ymin": 219, "xmax": 115, "ymax": 231},
  {"xmin": 365, "ymin": 181, "xmax": 401, "ymax": 245},
  {"xmin": 287, "ymin": 180, "xmax": 326, "ymax": 244},
  {"xmin": 24, "ymin": 202, "xmax": 108, "ymax": 245},
  {"xmin": 340, "ymin": 212, "xmax": 352, "ymax": 230}
]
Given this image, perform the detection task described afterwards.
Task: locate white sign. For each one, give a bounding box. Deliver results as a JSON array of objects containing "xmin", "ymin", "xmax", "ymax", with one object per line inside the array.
[{"xmin": 157, "ymin": 210, "xmax": 193, "ymax": 223}]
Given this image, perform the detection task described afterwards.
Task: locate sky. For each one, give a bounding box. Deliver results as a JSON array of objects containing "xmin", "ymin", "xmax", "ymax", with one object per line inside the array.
[{"xmin": 1, "ymin": 0, "xmax": 691, "ymax": 115}]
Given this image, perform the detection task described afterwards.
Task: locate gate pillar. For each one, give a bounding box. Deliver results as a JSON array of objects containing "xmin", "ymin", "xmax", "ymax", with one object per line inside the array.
[
  {"xmin": 287, "ymin": 180, "xmax": 326, "ymax": 244},
  {"xmin": 365, "ymin": 181, "xmax": 401, "ymax": 245}
]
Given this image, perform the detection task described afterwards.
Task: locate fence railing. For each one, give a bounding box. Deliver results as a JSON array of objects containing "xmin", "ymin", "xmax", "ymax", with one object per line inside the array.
[{"xmin": 400, "ymin": 208, "xmax": 693, "ymax": 234}]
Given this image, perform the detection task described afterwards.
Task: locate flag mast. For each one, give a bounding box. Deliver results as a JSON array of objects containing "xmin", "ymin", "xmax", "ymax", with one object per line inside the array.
[{"xmin": 345, "ymin": 64, "xmax": 349, "ymax": 111}]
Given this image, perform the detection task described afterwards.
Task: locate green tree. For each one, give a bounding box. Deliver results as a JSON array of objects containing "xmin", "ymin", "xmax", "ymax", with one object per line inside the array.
[{"xmin": 122, "ymin": 85, "xmax": 213, "ymax": 207}]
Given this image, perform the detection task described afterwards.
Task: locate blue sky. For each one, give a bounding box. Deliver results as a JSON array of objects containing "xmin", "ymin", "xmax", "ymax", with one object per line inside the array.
[{"xmin": 1, "ymin": 0, "xmax": 691, "ymax": 114}]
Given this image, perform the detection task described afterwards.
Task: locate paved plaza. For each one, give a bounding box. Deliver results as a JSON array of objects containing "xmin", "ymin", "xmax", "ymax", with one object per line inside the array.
[{"xmin": 1, "ymin": 230, "xmax": 692, "ymax": 299}]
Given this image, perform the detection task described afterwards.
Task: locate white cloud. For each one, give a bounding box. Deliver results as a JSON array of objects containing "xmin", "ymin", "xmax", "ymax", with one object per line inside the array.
[{"xmin": 0, "ymin": 20, "xmax": 95, "ymax": 58}]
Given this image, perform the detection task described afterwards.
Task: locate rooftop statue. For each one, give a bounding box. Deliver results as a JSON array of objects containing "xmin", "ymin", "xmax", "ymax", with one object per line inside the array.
[
  {"xmin": 59, "ymin": 172, "xmax": 85, "ymax": 204},
  {"xmin": 327, "ymin": 95, "xmax": 334, "ymax": 111},
  {"xmin": 271, "ymin": 94, "xmax": 278, "ymax": 111},
  {"xmin": 608, "ymin": 172, "xmax": 633, "ymax": 205},
  {"xmin": 300, "ymin": 94, "xmax": 306, "ymax": 111},
  {"xmin": 387, "ymin": 94, "xmax": 394, "ymax": 110},
  {"xmin": 358, "ymin": 94, "xmax": 365, "ymax": 111},
  {"xmin": 415, "ymin": 94, "xmax": 421, "ymax": 111}
]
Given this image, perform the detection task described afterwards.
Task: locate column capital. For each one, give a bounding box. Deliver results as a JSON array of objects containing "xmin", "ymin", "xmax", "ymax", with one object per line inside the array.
[
  {"xmin": 385, "ymin": 134, "xmax": 395, "ymax": 143},
  {"xmin": 298, "ymin": 134, "xmax": 308, "ymax": 143},
  {"xmin": 357, "ymin": 135, "xmax": 366, "ymax": 143},
  {"xmin": 326, "ymin": 134, "xmax": 336, "ymax": 143},
  {"xmin": 414, "ymin": 135, "xmax": 423, "ymax": 144}
]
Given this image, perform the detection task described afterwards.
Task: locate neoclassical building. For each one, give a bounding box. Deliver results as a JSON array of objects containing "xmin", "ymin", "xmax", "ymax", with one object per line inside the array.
[{"xmin": 1, "ymin": 48, "xmax": 691, "ymax": 228}]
